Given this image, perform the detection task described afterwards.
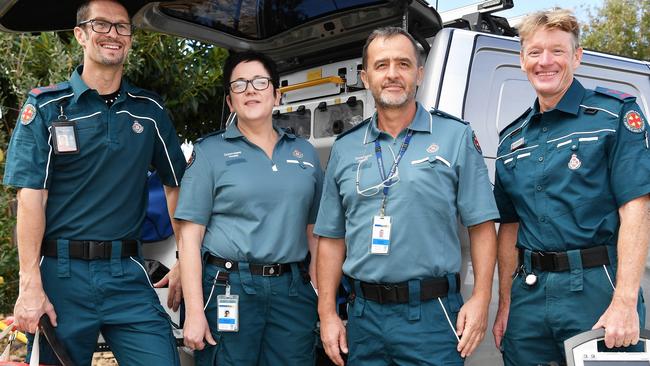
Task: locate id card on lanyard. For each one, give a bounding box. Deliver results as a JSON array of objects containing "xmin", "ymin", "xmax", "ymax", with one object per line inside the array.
[
  {"xmin": 217, "ymin": 285, "xmax": 239, "ymax": 332},
  {"xmin": 369, "ymin": 129, "xmax": 413, "ymax": 255}
]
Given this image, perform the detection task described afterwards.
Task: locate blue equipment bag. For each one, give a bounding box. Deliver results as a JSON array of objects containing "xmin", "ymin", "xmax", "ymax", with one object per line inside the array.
[{"xmin": 141, "ymin": 170, "xmax": 173, "ymax": 242}]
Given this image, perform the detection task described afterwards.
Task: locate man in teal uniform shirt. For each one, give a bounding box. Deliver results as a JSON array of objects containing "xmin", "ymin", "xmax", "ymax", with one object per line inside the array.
[
  {"xmin": 315, "ymin": 27, "xmax": 499, "ymax": 366},
  {"xmin": 3, "ymin": 1, "xmax": 185, "ymax": 364},
  {"xmin": 492, "ymin": 9, "xmax": 650, "ymax": 365}
]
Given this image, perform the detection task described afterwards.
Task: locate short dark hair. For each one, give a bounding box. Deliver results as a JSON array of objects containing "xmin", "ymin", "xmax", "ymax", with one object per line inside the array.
[
  {"xmin": 77, "ymin": 0, "xmax": 129, "ymax": 25},
  {"xmin": 222, "ymin": 51, "xmax": 279, "ymax": 95},
  {"xmin": 362, "ymin": 27, "xmax": 421, "ymax": 70}
]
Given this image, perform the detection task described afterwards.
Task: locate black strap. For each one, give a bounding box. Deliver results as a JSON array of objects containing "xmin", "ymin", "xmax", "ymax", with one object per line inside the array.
[
  {"xmin": 206, "ymin": 254, "xmax": 293, "ymax": 276},
  {"xmin": 518, "ymin": 245, "xmax": 610, "ymax": 272},
  {"xmin": 351, "ymin": 274, "xmax": 460, "ymax": 304},
  {"xmin": 42, "ymin": 240, "xmax": 138, "ymax": 260}
]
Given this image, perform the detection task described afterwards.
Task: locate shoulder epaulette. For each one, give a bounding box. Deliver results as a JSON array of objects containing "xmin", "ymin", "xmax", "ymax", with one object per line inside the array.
[
  {"xmin": 195, "ymin": 128, "xmax": 226, "ymax": 144},
  {"xmin": 499, "ymin": 107, "xmax": 532, "ymax": 137},
  {"xmin": 28, "ymin": 81, "xmax": 71, "ymax": 98},
  {"xmin": 430, "ymin": 108, "xmax": 467, "ymax": 124},
  {"xmin": 335, "ymin": 118, "xmax": 371, "ymax": 141},
  {"xmin": 594, "ymin": 87, "xmax": 636, "ymax": 102}
]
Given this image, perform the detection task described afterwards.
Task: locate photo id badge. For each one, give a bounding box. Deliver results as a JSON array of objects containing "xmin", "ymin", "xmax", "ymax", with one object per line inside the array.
[
  {"xmin": 217, "ymin": 290, "xmax": 239, "ymax": 332},
  {"xmin": 370, "ymin": 215, "xmax": 392, "ymax": 255},
  {"xmin": 51, "ymin": 120, "xmax": 79, "ymax": 155}
]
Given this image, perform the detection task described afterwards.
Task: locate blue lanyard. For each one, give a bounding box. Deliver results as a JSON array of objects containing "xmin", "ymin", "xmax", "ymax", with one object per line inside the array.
[{"xmin": 374, "ymin": 129, "xmax": 414, "ymax": 199}]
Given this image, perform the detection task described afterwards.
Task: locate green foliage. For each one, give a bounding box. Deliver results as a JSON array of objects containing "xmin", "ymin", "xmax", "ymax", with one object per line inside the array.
[
  {"xmin": 0, "ymin": 135, "xmax": 17, "ymax": 314},
  {"xmin": 127, "ymin": 33, "xmax": 228, "ymax": 140},
  {"xmin": 581, "ymin": 0, "xmax": 650, "ymax": 60},
  {"xmin": 0, "ymin": 30, "xmax": 227, "ymax": 313}
]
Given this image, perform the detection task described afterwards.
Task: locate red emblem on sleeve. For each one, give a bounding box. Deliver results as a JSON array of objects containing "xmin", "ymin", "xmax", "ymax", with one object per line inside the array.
[
  {"xmin": 624, "ymin": 111, "xmax": 645, "ymax": 133},
  {"xmin": 20, "ymin": 104, "xmax": 36, "ymax": 125}
]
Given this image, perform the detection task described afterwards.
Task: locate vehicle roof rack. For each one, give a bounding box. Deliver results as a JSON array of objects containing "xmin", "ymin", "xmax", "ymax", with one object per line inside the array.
[{"xmin": 439, "ymin": 0, "xmax": 518, "ymax": 36}]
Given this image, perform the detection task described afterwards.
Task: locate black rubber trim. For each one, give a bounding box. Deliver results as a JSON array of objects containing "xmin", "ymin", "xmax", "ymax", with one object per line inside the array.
[{"xmin": 434, "ymin": 29, "xmax": 455, "ymax": 110}]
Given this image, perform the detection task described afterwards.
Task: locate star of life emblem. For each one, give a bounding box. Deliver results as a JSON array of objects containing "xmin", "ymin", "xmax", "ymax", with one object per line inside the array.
[
  {"xmin": 624, "ymin": 110, "xmax": 645, "ymax": 133},
  {"xmin": 132, "ymin": 121, "xmax": 144, "ymax": 134},
  {"xmin": 568, "ymin": 154, "xmax": 581, "ymax": 170},
  {"xmin": 20, "ymin": 104, "xmax": 36, "ymax": 125}
]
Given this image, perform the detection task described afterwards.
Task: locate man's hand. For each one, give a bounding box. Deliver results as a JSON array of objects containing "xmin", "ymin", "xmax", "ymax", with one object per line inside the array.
[
  {"xmin": 14, "ymin": 286, "xmax": 57, "ymax": 333},
  {"xmin": 320, "ymin": 313, "xmax": 347, "ymax": 366},
  {"xmin": 456, "ymin": 295, "xmax": 489, "ymax": 358},
  {"xmin": 154, "ymin": 261, "xmax": 182, "ymax": 311},
  {"xmin": 592, "ymin": 296, "xmax": 640, "ymax": 348},
  {"xmin": 183, "ymin": 311, "xmax": 216, "ymax": 351},
  {"xmin": 492, "ymin": 302, "xmax": 509, "ymax": 349}
]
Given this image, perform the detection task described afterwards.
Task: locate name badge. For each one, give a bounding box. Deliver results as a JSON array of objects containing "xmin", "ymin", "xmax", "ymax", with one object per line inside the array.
[
  {"xmin": 370, "ymin": 215, "xmax": 392, "ymax": 255},
  {"xmin": 217, "ymin": 285, "xmax": 239, "ymax": 332},
  {"xmin": 51, "ymin": 120, "xmax": 79, "ymax": 155},
  {"xmin": 510, "ymin": 137, "xmax": 525, "ymax": 152}
]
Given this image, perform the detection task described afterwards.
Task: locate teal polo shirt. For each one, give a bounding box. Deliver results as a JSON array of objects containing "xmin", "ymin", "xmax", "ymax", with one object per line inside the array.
[
  {"xmin": 314, "ymin": 102, "xmax": 499, "ymax": 283},
  {"xmin": 3, "ymin": 65, "xmax": 186, "ymax": 240},
  {"xmin": 174, "ymin": 122, "xmax": 323, "ymax": 263},
  {"xmin": 494, "ymin": 79, "xmax": 650, "ymax": 252}
]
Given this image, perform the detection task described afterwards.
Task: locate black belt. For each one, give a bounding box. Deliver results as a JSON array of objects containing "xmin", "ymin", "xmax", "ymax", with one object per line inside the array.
[
  {"xmin": 42, "ymin": 240, "xmax": 138, "ymax": 260},
  {"xmin": 206, "ymin": 254, "xmax": 293, "ymax": 277},
  {"xmin": 518, "ymin": 245, "xmax": 610, "ymax": 272},
  {"xmin": 351, "ymin": 274, "xmax": 460, "ymax": 304}
]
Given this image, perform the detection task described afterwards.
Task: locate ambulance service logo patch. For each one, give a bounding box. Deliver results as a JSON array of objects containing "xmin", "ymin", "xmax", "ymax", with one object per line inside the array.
[
  {"xmin": 472, "ymin": 131, "xmax": 482, "ymax": 154},
  {"xmin": 426, "ymin": 143, "xmax": 439, "ymax": 154},
  {"xmin": 624, "ymin": 110, "xmax": 645, "ymax": 133},
  {"xmin": 132, "ymin": 121, "xmax": 144, "ymax": 134},
  {"xmin": 292, "ymin": 149, "xmax": 303, "ymax": 159},
  {"xmin": 186, "ymin": 150, "xmax": 196, "ymax": 169},
  {"xmin": 568, "ymin": 154, "xmax": 581, "ymax": 170},
  {"xmin": 20, "ymin": 104, "xmax": 36, "ymax": 125}
]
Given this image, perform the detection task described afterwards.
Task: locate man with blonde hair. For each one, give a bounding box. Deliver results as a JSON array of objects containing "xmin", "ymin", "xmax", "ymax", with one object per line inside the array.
[{"xmin": 492, "ymin": 8, "xmax": 650, "ymax": 365}]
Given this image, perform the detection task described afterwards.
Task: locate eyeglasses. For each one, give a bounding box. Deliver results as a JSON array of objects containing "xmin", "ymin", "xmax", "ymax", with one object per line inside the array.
[
  {"xmin": 355, "ymin": 156, "xmax": 400, "ymax": 197},
  {"xmin": 229, "ymin": 77, "xmax": 272, "ymax": 94},
  {"xmin": 78, "ymin": 19, "xmax": 133, "ymax": 36}
]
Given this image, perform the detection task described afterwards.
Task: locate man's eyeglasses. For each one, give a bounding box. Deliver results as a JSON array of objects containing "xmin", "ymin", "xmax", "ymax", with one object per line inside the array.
[
  {"xmin": 229, "ymin": 77, "xmax": 272, "ymax": 94},
  {"xmin": 355, "ymin": 156, "xmax": 401, "ymax": 197},
  {"xmin": 78, "ymin": 19, "xmax": 133, "ymax": 36}
]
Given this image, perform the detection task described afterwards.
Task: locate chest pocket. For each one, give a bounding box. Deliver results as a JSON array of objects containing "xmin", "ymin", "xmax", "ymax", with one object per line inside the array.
[
  {"xmin": 286, "ymin": 159, "xmax": 315, "ymax": 170},
  {"xmin": 225, "ymin": 157, "xmax": 247, "ymax": 166},
  {"xmin": 409, "ymin": 155, "xmax": 453, "ymax": 184},
  {"xmin": 51, "ymin": 113, "xmax": 104, "ymax": 169},
  {"xmin": 547, "ymin": 135, "xmax": 608, "ymax": 178},
  {"xmin": 497, "ymin": 147, "xmax": 537, "ymax": 187}
]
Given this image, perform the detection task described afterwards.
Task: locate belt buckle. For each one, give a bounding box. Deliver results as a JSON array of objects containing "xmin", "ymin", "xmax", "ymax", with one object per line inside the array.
[
  {"xmin": 379, "ymin": 284, "xmax": 395, "ymax": 304},
  {"xmin": 262, "ymin": 264, "xmax": 280, "ymax": 276},
  {"xmin": 86, "ymin": 241, "xmax": 107, "ymax": 260}
]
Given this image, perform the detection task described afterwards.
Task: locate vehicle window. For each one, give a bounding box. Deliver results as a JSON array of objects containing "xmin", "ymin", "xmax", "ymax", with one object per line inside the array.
[
  {"xmin": 159, "ymin": 0, "xmax": 381, "ymax": 40},
  {"xmin": 314, "ymin": 101, "xmax": 364, "ymax": 138},
  {"xmin": 273, "ymin": 109, "xmax": 311, "ymax": 138}
]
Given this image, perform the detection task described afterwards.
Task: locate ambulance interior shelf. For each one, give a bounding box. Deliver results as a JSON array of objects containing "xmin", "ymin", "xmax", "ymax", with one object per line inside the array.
[{"xmin": 272, "ymin": 96, "xmax": 364, "ymax": 139}]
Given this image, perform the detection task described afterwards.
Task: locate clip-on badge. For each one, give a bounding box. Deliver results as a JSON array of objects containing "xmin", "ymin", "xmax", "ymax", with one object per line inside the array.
[{"xmin": 51, "ymin": 105, "xmax": 79, "ymax": 155}]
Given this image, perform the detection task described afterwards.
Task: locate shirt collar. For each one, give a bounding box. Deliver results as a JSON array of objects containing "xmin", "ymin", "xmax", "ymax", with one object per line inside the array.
[
  {"xmin": 70, "ymin": 65, "xmax": 138, "ymax": 104},
  {"xmin": 364, "ymin": 102, "xmax": 431, "ymax": 144},
  {"xmin": 223, "ymin": 119, "xmax": 295, "ymax": 140},
  {"xmin": 70, "ymin": 65, "xmax": 91, "ymax": 104},
  {"xmin": 532, "ymin": 78, "xmax": 585, "ymax": 116}
]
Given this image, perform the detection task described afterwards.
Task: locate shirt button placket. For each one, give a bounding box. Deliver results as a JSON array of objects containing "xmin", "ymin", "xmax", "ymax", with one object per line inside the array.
[{"xmin": 535, "ymin": 118, "xmax": 550, "ymax": 235}]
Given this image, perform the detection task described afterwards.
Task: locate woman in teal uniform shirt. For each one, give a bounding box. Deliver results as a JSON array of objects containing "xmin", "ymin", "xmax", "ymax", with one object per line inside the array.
[{"xmin": 175, "ymin": 51, "xmax": 323, "ymax": 365}]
